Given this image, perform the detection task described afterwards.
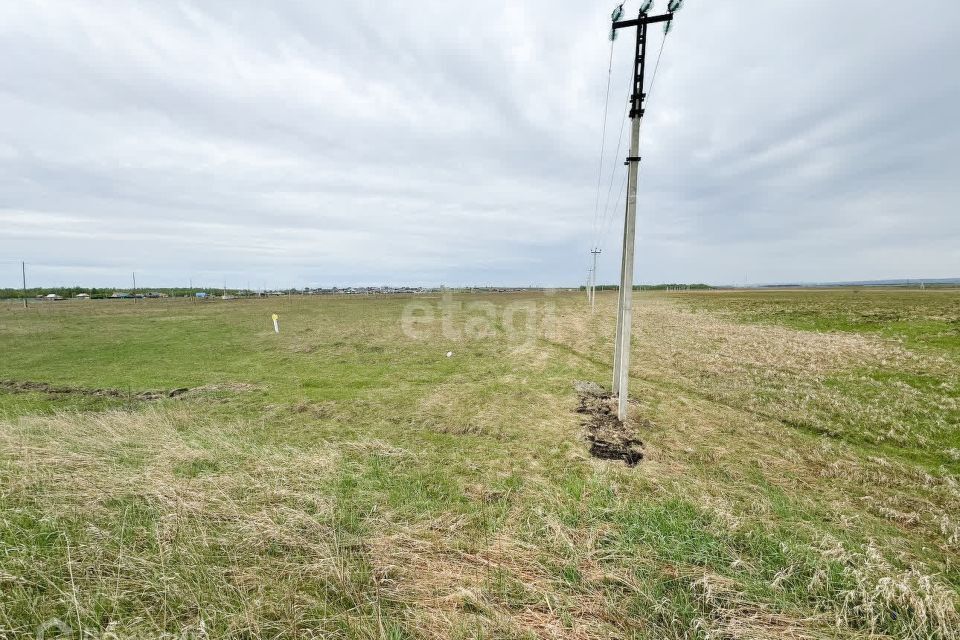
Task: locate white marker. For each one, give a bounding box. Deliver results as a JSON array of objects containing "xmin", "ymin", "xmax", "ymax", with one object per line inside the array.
[
  {"xmin": 272, "ymin": 313, "xmax": 280, "ymax": 334},
  {"xmin": 446, "ymin": 351, "xmax": 453, "ymax": 358}
]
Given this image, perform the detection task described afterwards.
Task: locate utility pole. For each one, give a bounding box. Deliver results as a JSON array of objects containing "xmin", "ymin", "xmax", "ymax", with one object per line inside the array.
[
  {"xmin": 610, "ymin": 2, "xmax": 677, "ymax": 421},
  {"xmin": 21, "ymin": 261, "xmax": 27, "ymax": 309},
  {"xmin": 132, "ymin": 272, "xmax": 137, "ymax": 302},
  {"xmin": 590, "ymin": 248, "xmax": 602, "ymax": 312},
  {"xmin": 586, "ymin": 269, "xmax": 593, "ymax": 302}
]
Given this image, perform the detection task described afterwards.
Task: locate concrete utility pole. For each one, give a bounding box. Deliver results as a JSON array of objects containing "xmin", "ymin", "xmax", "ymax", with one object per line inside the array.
[
  {"xmin": 590, "ymin": 248, "xmax": 602, "ymax": 312},
  {"xmin": 610, "ymin": 3, "xmax": 676, "ymax": 421},
  {"xmin": 132, "ymin": 272, "xmax": 137, "ymax": 302},
  {"xmin": 21, "ymin": 261, "xmax": 27, "ymax": 309}
]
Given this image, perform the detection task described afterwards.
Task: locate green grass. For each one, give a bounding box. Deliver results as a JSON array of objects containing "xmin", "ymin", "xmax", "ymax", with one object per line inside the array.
[
  {"xmin": 677, "ymin": 289, "xmax": 960, "ymax": 467},
  {"xmin": 1, "ymin": 291, "xmax": 958, "ymax": 638},
  {"xmin": 682, "ymin": 289, "xmax": 960, "ymax": 355}
]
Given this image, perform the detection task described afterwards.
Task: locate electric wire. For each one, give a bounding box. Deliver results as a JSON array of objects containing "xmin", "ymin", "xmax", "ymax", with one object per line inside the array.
[
  {"xmin": 586, "ymin": 3, "xmax": 673, "ymax": 285},
  {"xmin": 596, "ymin": 29, "xmax": 670, "ymax": 258},
  {"xmin": 594, "ymin": 86, "xmax": 631, "ymax": 250},
  {"xmin": 589, "ymin": 39, "xmax": 617, "ymax": 253}
]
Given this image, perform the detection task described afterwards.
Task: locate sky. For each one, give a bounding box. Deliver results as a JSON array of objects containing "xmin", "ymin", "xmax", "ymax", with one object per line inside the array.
[{"xmin": 1, "ymin": 1, "xmax": 958, "ymax": 289}]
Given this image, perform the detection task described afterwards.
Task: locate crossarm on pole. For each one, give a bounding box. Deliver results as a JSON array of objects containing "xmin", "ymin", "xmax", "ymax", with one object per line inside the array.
[{"xmin": 612, "ymin": 12, "xmax": 673, "ymax": 30}]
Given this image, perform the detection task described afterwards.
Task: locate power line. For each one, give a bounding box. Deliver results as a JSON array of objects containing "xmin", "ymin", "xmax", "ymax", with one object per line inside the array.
[
  {"xmin": 589, "ymin": 39, "xmax": 618, "ymax": 248},
  {"xmin": 594, "ymin": 89, "xmax": 631, "ymax": 251},
  {"xmin": 596, "ymin": 25, "xmax": 671, "ymax": 258},
  {"xmin": 589, "ymin": 34, "xmax": 668, "ymax": 296},
  {"xmin": 600, "ymin": 169, "xmax": 630, "ymax": 252},
  {"xmin": 592, "ymin": 20, "xmax": 668, "ymax": 255}
]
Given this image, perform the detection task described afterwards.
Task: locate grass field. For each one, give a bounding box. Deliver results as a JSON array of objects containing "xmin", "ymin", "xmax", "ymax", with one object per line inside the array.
[{"xmin": 1, "ymin": 289, "xmax": 958, "ymax": 639}]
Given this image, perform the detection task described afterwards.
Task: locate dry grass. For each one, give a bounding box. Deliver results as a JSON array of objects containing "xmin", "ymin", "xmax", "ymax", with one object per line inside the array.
[
  {"xmin": 554, "ymin": 295, "xmax": 959, "ymax": 448},
  {"xmin": 0, "ymin": 408, "xmax": 352, "ymax": 637}
]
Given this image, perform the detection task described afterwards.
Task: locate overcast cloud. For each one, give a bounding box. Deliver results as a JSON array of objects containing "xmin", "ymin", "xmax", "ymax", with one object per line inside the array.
[{"xmin": 1, "ymin": 1, "xmax": 958, "ymax": 288}]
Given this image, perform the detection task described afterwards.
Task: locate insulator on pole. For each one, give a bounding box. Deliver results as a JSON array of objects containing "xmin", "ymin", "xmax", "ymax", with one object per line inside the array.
[
  {"xmin": 640, "ymin": 0, "xmax": 653, "ymax": 15},
  {"xmin": 668, "ymin": 0, "xmax": 684, "ymax": 11},
  {"xmin": 610, "ymin": 2, "xmax": 624, "ymax": 41}
]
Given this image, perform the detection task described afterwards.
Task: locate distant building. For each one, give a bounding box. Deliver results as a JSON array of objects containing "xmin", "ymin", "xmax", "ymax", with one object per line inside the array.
[
  {"xmin": 75, "ymin": 293, "xmax": 90, "ymax": 299},
  {"xmin": 110, "ymin": 292, "xmax": 132, "ymax": 299},
  {"xmin": 195, "ymin": 292, "xmax": 209, "ymax": 299},
  {"xmin": 44, "ymin": 293, "xmax": 63, "ymax": 300}
]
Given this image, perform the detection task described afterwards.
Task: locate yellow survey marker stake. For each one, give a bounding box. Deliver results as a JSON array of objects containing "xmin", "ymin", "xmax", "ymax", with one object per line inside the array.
[{"xmin": 272, "ymin": 313, "xmax": 280, "ymax": 334}]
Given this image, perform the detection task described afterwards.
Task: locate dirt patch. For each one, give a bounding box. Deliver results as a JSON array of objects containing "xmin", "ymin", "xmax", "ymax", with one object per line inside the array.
[
  {"xmin": 574, "ymin": 380, "xmax": 645, "ymax": 466},
  {"xmin": 176, "ymin": 382, "xmax": 260, "ymax": 397},
  {"xmin": 2, "ymin": 379, "xmax": 156, "ymax": 400},
  {"xmin": 0, "ymin": 379, "xmax": 258, "ymax": 402}
]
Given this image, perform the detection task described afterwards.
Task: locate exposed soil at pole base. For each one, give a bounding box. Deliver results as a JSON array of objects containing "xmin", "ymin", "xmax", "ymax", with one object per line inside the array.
[{"xmin": 574, "ymin": 380, "xmax": 647, "ymax": 466}]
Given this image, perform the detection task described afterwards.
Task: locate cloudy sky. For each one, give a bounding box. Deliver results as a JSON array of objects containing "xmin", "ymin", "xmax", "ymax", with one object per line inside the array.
[{"xmin": 1, "ymin": 1, "xmax": 958, "ymax": 288}]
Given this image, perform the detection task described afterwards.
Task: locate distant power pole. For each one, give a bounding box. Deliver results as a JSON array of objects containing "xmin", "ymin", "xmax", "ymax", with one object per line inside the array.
[
  {"xmin": 132, "ymin": 272, "xmax": 137, "ymax": 302},
  {"xmin": 610, "ymin": 2, "xmax": 678, "ymax": 421},
  {"xmin": 21, "ymin": 261, "xmax": 27, "ymax": 309},
  {"xmin": 590, "ymin": 248, "xmax": 602, "ymax": 312}
]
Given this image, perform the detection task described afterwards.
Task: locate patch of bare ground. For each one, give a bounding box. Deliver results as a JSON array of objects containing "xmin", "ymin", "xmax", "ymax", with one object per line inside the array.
[
  {"xmin": 573, "ymin": 381, "xmax": 646, "ymax": 466},
  {"xmin": 0, "ymin": 379, "xmax": 259, "ymax": 401}
]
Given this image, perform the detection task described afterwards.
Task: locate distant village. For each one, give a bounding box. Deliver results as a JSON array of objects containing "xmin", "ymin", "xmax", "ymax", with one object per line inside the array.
[{"xmin": 18, "ymin": 286, "xmax": 534, "ymax": 301}]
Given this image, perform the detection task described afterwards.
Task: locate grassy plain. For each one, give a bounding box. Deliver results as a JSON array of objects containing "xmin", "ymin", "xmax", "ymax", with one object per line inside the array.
[{"xmin": 0, "ymin": 289, "xmax": 958, "ymax": 639}]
